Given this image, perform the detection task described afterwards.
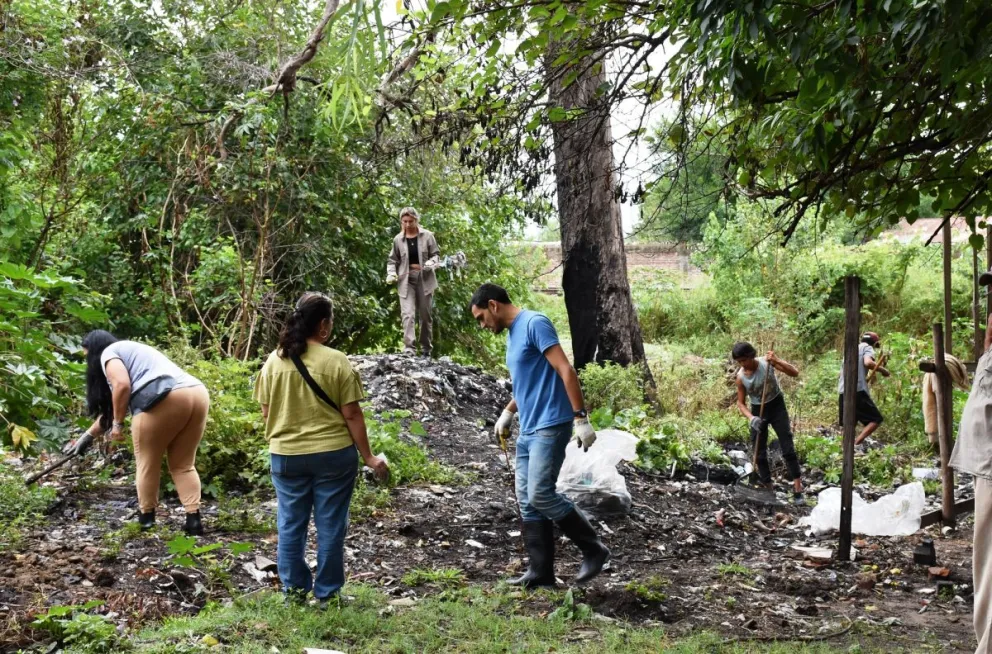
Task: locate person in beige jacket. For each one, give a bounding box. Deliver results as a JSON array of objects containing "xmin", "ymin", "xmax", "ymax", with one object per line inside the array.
[
  {"xmin": 951, "ymin": 314, "xmax": 992, "ymax": 654},
  {"xmin": 386, "ymin": 207, "xmax": 440, "ymax": 357}
]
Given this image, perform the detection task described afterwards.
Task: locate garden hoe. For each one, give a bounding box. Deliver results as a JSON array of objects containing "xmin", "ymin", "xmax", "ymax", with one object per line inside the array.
[{"xmin": 24, "ymin": 432, "xmax": 94, "ymax": 486}]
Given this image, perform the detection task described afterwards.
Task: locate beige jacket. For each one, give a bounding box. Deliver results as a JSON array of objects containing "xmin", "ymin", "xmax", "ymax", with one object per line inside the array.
[
  {"xmin": 951, "ymin": 350, "xmax": 992, "ymax": 480},
  {"xmin": 387, "ymin": 229, "xmax": 440, "ymax": 298}
]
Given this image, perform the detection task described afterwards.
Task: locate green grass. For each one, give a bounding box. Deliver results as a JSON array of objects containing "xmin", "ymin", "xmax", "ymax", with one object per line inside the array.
[
  {"xmin": 717, "ymin": 562, "xmax": 754, "ymax": 577},
  {"xmin": 125, "ymin": 585, "xmax": 907, "ymax": 653},
  {"xmin": 401, "ymin": 567, "xmax": 466, "ymax": 589}
]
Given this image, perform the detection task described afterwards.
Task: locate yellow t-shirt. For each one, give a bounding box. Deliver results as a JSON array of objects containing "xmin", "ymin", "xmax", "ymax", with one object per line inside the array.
[{"xmin": 253, "ymin": 345, "xmax": 365, "ymax": 455}]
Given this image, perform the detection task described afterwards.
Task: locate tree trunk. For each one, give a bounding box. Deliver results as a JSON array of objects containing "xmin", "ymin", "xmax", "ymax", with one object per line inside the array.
[{"xmin": 547, "ymin": 49, "xmax": 657, "ymax": 393}]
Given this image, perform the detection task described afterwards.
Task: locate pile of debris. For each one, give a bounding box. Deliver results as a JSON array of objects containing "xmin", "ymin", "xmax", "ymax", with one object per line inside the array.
[{"xmin": 351, "ymin": 354, "xmax": 511, "ymax": 422}]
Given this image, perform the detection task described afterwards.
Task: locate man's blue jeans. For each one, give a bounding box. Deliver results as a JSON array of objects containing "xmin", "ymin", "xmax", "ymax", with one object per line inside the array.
[
  {"xmin": 270, "ymin": 447, "xmax": 358, "ymax": 599},
  {"xmin": 515, "ymin": 421, "xmax": 575, "ymax": 522}
]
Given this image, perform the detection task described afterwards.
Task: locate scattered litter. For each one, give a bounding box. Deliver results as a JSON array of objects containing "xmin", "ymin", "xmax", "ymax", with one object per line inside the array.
[
  {"xmin": 465, "ymin": 539, "xmax": 484, "ymax": 549},
  {"xmin": 790, "ymin": 545, "xmax": 833, "ymax": 561},
  {"xmin": 912, "ymin": 468, "xmax": 940, "ymax": 480},
  {"xmin": 913, "ymin": 538, "xmax": 937, "ymax": 566},
  {"xmin": 928, "ymin": 566, "xmax": 950, "ymax": 579},
  {"xmin": 799, "ymin": 483, "xmax": 925, "ymax": 536}
]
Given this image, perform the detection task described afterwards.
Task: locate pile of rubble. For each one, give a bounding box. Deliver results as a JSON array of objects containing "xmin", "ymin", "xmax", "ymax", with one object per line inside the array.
[{"xmin": 351, "ymin": 354, "xmax": 511, "ymax": 422}]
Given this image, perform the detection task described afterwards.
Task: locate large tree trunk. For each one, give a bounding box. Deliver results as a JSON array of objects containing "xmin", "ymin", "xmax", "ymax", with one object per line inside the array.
[{"xmin": 547, "ymin": 50, "xmax": 656, "ymax": 391}]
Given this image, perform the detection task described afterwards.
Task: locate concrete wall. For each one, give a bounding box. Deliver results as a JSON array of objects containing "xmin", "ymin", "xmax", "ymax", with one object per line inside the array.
[{"xmin": 514, "ymin": 241, "xmax": 703, "ymax": 293}]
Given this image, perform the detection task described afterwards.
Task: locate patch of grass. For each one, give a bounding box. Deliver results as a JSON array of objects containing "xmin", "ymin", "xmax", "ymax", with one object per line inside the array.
[
  {"xmin": 402, "ymin": 567, "xmax": 466, "ymax": 589},
  {"xmin": 625, "ymin": 575, "xmax": 670, "ymax": 602},
  {"xmin": 214, "ymin": 494, "xmax": 275, "ymax": 534},
  {"xmin": 132, "ymin": 585, "xmax": 897, "ymax": 653},
  {"xmin": 101, "ymin": 522, "xmax": 145, "ymax": 559},
  {"xmin": 368, "ymin": 411, "xmax": 467, "ymax": 486},
  {"xmin": 717, "ymin": 562, "xmax": 753, "ymax": 577},
  {"xmin": 0, "ymin": 459, "xmax": 57, "ymax": 551},
  {"xmin": 350, "ymin": 479, "xmax": 391, "ymax": 523}
]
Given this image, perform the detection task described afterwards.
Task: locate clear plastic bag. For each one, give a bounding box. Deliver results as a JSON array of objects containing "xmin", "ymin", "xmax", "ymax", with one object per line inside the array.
[
  {"xmin": 799, "ymin": 482, "xmax": 926, "ymax": 537},
  {"xmin": 556, "ymin": 429, "xmax": 638, "ymax": 518}
]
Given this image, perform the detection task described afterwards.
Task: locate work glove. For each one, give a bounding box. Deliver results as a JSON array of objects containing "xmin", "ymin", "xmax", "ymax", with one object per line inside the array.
[
  {"xmin": 749, "ymin": 416, "xmax": 766, "ymax": 433},
  {"xmin": 64, "ymin": 431, "xmax": 94, "ymax": 456},
  {"xmin": 385, "ymin": 272, "xmax": 398, "ymax": 285},
  {"xmin": 574, "ymin": 418, "xmax": 597, "ymax": 451},
  {"xmin": 494, "ymin": 410, "xmax": 514, "ymax": 446}
]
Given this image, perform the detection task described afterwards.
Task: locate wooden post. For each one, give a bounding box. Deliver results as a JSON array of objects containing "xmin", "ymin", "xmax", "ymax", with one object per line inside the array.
[
  {"xmin": 986, "ymin": 223, "xmax": 991, "ymax": 316},
  {"xmin": 944, "ymin": 220, "xmax": 953, "ymax": 355},
  {"xmin": 932, "ymin": 322, "xmax": 956, "ymax": 528},
  {"xmin": 976, "ymin": 243, "xmax": 984, "ymax": 361},
  {"xmin": 839, "ymin": 276, "xmax": 861, "ymax": 562}
]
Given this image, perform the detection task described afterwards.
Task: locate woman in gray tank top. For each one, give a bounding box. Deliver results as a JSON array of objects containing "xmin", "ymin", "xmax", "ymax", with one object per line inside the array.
[
  {"xmin": 733, "ymin": 341, "xmax": 805, "ymax": 504},
  {"xmin": 76, "ymin": 330, "xmax": 209, "ymax": 535}
]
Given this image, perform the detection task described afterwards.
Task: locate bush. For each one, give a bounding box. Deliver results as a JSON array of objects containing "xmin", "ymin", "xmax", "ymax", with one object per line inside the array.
[
  {"xmin": 0, "ymin": 261, "xmax": 106, "ymax": 453},
  {"xmin": 163, "ymin": 344, "xmax": 266, "ymax": 495},
  {"xmin": 367, "ymin": 410, "xmax": 464, "ymax": 486},
  {"xmin": 0, "ymin": 460, "xmax": 56, "ymax": 550},
  {"xmin": 578, "ymin": 361, "xmax": 646, "ymax": 413}
]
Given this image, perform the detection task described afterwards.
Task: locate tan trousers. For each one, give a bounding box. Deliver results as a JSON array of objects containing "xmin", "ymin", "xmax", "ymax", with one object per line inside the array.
[
  {"xmin": 131, "ymin": 385, "xmax": 209, "ymax": 513},
  {"xmin": 976, "ymin": 477, "xmax": 992, "ymax": 654},
  {"xmin": 400, "ymin": 269, "xmax": 433, "ymax": 354}
]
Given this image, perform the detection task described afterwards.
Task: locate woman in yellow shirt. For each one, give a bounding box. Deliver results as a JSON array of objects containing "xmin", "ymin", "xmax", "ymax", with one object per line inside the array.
[{"xmin": 254, "ymin": 292, "xmax": 388, "ymax": 606}]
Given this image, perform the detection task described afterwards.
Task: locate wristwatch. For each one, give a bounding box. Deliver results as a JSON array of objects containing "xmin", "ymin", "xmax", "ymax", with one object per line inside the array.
[{"xmin": 574, "ymin": 408, "xmax": 588, "ymax": 419}]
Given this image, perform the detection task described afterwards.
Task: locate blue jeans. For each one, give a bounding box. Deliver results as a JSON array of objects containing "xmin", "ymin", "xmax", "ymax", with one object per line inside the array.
[
  {"xmin": 515, "ymin": 421, "xmax": 575, "ymax": 522},
  {"xmin": 270, "ymin": 447, "xmax": 358, "ymax": 599}
]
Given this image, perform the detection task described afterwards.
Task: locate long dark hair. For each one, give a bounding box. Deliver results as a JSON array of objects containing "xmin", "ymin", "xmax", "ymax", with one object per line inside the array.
[
  {"xmin": 279, "ymin": 292, "xmax": 333, "ymax": 358},
  {"xmin": 83, "ymin": 330, "xmax": 119, "ymax": 430}
]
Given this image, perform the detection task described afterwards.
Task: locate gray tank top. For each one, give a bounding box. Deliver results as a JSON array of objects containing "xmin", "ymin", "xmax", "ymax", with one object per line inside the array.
[{"xmin": 738, "ymin": 358, "xmax": 781, "ymax": 406}]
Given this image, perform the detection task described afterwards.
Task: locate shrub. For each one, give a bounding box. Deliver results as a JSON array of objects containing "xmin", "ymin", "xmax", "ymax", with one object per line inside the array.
[
  {"xmin": 0, "ymin": 460, "xmax": 56, "ymax": 550},
  {"xmin": 367, "ymin": 410, "xmax": 464, "ymax": 486},
  {"xmin": 578, "ymin": 361, "xmax": 646, "ymax": 413},
  {"xmin": 163, "ymin": 344, "xmax": 266, "ymax": 495}
]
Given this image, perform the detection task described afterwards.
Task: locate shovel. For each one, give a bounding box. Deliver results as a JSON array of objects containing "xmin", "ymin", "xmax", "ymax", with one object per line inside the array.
[{"xmin": 733, "ymin": 353, "xmax": 774, "ymax": 492}]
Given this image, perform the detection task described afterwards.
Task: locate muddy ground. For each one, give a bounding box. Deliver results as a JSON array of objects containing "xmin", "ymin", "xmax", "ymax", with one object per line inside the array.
[{"xmin": 0, "ymin": 354, "xmax": 978, "ymax": 651}]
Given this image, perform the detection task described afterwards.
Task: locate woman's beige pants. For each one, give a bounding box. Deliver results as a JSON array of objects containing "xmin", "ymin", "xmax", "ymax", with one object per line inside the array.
[{"xmin": 131, "ymin": 385, "xmax": 209, "ymax": 513}]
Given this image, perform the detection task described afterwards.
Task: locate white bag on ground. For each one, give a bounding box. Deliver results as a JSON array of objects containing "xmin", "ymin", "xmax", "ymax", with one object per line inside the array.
[
  {"xmin": 557, "ymin": 429, "xmax": 638, "ymax": 518},
  {"xmin": 799, "ymin": 482, "xmax": 926, "ymax": 537}
]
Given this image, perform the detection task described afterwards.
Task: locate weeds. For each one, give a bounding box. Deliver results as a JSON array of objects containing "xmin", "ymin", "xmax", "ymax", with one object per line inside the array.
[
  {"xmin": 367, "ymin": 410, "xmax": 466, "ymax": 486},
  {"xmin": 167, "ymin": 535, "xmax": 253, "ymax": 596},
  {"xmin": 214, "ymin": 494, "xmax": 274, "ymax": 534},
  {"xmin": 32, "ymin": 601, "xmax": 122, "ymax": 653},
  {"xmin": 625, "ymin": 576, "xmax": 670, "ymax": 602},
  {"xmin": 717, "ymin": 562, "xmax": 753, "ymax": 577},
  {"xmin": 402, "ymin": 567, "xmax": 466, "ymax": 589},
  {"xmin": 101, "ymin": 522, "xmax": 145, "ymax": 559}
]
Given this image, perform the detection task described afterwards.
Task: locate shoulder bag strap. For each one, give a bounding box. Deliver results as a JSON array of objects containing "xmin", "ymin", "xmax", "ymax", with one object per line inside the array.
[{"xmin": 290, "ymin": 354, "xmax": 341, "ymax": 413}]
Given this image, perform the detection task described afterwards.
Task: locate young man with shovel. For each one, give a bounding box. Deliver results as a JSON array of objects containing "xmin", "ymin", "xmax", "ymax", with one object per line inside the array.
[
  {"xmin": 470, "ymin": 283, "xmax": 609, "ymax": 589},
  {"xmin": 733, "ymin": 342, "xmax": 804, "ymax": 505}
]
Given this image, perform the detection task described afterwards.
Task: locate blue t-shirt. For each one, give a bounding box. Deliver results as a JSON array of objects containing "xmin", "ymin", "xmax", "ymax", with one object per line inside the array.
[{"xmin": 506, "ymin": 310, "xmax": 574, "ymax": 434}]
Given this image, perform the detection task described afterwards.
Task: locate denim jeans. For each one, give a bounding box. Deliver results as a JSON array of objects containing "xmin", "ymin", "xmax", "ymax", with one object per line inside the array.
[
  {"xmin": 515, "ymin": 421, "xmax": 575, "ymax": 522},
  {"xmin": 270, "ymin": 446, "xmax": 358, "ymax": 599}
]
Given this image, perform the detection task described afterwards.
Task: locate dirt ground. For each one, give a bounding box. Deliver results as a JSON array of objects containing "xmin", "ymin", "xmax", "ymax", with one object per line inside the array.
[{"xmin": 0, "ymin": 355, "xmax": 979, "ymax": 651}]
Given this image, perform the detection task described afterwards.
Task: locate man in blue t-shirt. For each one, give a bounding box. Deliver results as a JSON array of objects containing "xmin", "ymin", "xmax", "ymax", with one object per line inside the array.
[{"xmin": 470, "ymin": 283, "xmax": 609, "ymax": 588}]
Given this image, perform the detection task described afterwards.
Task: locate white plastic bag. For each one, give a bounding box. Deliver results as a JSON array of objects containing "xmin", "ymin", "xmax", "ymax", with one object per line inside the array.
[
  {"xmin": 799, "ymin": 482, "xmax": 926, "ymax": 537},
  {"xmin": 556, "ymin": 429, "xmax": 638, "ymax": 518}
]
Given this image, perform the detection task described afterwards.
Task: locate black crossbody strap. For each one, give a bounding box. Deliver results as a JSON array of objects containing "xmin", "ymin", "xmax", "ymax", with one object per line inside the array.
[{"xmin": 290, "ymin": 354, "xmax": 341, "ymax": 413}]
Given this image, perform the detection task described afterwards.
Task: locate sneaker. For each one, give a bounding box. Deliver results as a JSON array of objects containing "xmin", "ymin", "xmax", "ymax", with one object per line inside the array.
[{"xmin": 793, "ymin": 492, "xmax": 805, "ymax": 506}]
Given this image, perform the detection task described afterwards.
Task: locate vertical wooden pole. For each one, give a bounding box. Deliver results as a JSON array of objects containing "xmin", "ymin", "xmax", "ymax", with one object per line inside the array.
[
  {"xmin": 839, "ymin": 276, "xmax": 861, "ymax": 561},
  {"xmin": 976, "ymin": 243, "xmax": 984, "ymax": 361},
  {"xmin": 932, "ymin": 322, "xmax": 956, "ymax": 528},
  {"xmin": 987, "ymin": 222, "xmax": 991, "ymax": 317},
  {"xmin": 943, "ymin": 220, "xmax": 953, "ymax": 355}
]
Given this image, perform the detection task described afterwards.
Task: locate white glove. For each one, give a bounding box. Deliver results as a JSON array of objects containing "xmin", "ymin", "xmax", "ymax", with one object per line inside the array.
[
  {"xmin": 385, "ymin": 272, "xmax": 398, "ymax": 284},
  {"xmin": 749, "ymin": 416, "xmax": 765, "ymax": 432},
  {"xmin": 494, "ymin": 410, "xmax": 514, "ymax": 443},
  {"xmin": 574, "ymin": 418, "xmax": 596, "ymax": 451}
]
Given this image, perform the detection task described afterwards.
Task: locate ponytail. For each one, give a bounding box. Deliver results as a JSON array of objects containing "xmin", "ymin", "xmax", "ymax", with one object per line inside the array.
[{"xmin": 279, "ymin": 292, "xmax": 333, "ymax": 358}]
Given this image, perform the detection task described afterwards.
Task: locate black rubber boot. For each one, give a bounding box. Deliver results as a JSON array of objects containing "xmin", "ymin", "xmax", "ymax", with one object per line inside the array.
[
  {"xmin": 555, "ymin": 508, "xmax": 610, "ymax": 585},
  {"xmin": 184, "ymin": 511, "xmax": 204, "ymax": 536},
  {"xmin": 137, "ymin": 509, "xmax": 155, "ymax": 530},
  {"xmin": 508, "ymin": 520, "xmax": 556, "ymax": 589}
]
